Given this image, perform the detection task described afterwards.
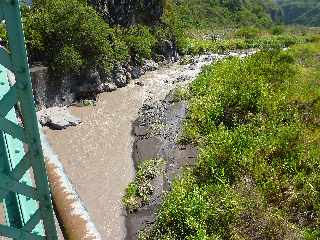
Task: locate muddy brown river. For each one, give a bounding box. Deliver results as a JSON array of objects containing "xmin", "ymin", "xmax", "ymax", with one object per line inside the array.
[{"xmin": 43, "ymin": 53, "xmax": 233, "ymax": 239}]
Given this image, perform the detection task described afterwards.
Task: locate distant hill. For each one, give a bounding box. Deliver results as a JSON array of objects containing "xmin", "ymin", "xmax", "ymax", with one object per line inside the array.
[
  {"xmin": 277, "ymin": 0, "xmax": 320, "ymax": 26},
  {"xmin": 167, "ymin": 0, "xmax": 282, "ymax": 28}
]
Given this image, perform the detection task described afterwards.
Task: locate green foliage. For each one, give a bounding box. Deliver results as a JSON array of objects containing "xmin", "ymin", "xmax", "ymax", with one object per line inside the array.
[
  {"xmin": 22, "ymin": 0, "xmax": 129, "ymax": 76},
  {"xmin": 123, "ymin": 159, "xmax": 164, "ymax": 213},
  {"xmin": 271, "ymin": 25, "xmax": 285, "ymax": 35},
  {"xmin": 0, "ymin": 23, "xmax": 8, "ymax": 47},
  {"xmin": 144, "ymin": 41, "xmax": 320, "ymax": 239},
  {"xmin": 178, "ymin": 33, "xmax": 314, "ymax": 56},
  {"xmin": 235, "ymin": 27, "xmax": 260, "ymax": 39},
  {"xmin": 120, "ymin": 25, "xmax": 157, "ymax": 60},
  {"xmin": 170, "ymin": 86, "xmax": 191, "ymax": 102},
  {"xmin": 53, "ymin": 45, "xmax": 83, "ymax": 73},
  {"xmin": 164, "ymin": 0, "xmax": 280, "ymax": 30}
]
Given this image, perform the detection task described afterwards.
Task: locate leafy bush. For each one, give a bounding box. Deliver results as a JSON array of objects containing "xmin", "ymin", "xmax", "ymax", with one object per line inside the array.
[
  {"xmin": 0, "ymin": 23, "xmax": 8, "ymax": 47},
  {"xmin": 22, "ymin": 0, "xmax": 129, "ymax": 77},
  {"xmin": 271, "ymin": 25, "xmax": 285, "ymax": 35},
  {"xmin": 123, "ymin": 159, "xmax": 164, "ymax": 212},
  {"xmin": 144, "ymin": 41, "xmax": 320, "ymax": 239},
  {"xmin": 235, "ymin": 27, "xmax": 260, "ymax": 39},
  {"xmin": 120, "ymin": 25, "xmax": 157, "ymax": 60}
]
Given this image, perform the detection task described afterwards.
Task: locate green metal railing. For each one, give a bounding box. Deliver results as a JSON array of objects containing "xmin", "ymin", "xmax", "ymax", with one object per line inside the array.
[{"xmin": 0, "ymin": 0, "xmax": 58, "ymax": 239}]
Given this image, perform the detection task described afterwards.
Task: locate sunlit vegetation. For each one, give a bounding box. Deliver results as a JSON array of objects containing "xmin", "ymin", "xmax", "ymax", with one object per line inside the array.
[{"xmin": 142, "ymin": 41, "xmax": 320, "ymax": 240}]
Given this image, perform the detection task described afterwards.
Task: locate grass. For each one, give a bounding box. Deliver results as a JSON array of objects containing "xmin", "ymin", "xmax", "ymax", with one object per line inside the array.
[
  {"xmin": 170, "ymin": 86, "xmax": 191, "ymax": 103},
  {"xmin": 141, "ymin": 40, "xmax": 320, "ymax": 239},
  {"xmin": 179, "ymin": 32, "xmax": 318, "ymax": 55},
  {"xmin": 123, "ymin": 159, "xmax": 165, "ymax": 213}
]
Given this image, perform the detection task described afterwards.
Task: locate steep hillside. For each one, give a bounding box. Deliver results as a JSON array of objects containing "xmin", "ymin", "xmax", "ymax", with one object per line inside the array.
[
  {"xmin": 167, "ymin": 0, "xmax": 282, "ymax": 29},
  {"xmin": 277, "ymin": 0, "xmax": 320, "ymax": 26}
]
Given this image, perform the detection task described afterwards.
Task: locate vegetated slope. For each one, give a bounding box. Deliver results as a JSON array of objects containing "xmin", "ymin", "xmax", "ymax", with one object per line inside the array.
[
  {"xmin": 277, "ymin": 0, "xmax": 320, "ymax": 26},
  {"xmin": 142, "ymin": 42, "xmax": 320, "ymax": 239},
  {"xmin": 167, "ymin": 0, "xmax": 282, "ymax": 29}
]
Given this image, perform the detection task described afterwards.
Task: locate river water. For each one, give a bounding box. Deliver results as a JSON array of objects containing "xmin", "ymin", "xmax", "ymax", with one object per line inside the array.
[{"xmin": 44, "ymin": 53, "xmax": 243, "ymax": 239}]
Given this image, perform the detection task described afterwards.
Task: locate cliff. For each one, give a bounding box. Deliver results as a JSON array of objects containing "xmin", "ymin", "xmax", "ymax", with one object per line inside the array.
[{"xmin": 89, "ymin": 0, "xmax": 165, "ymax": 26}]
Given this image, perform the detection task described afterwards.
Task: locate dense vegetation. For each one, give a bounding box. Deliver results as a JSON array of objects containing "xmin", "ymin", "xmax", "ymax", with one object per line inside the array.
[
  {"xmin": 1, "ymin": 0, "xmax": 291, "ymax": 73},
  {"xmin": 142, "ymin": 41, "xmax": 320, "ymax": 239},
  {"xmin": 165, "ymin": 0, "xmax": 281, "ymax": 29},
  {"xmin": 277, "ymin": 0, "xmax": 320, "ymax": 26}
]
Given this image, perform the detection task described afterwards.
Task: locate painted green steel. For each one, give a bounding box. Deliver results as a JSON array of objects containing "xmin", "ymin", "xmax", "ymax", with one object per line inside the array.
[{"xmin": 0, "ymin": 0, "xmax": 58, "ymax": 239}]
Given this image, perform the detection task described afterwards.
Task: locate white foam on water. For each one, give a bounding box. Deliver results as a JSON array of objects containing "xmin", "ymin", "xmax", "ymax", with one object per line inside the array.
[{"xmin": 39, "ymin": 128, "xmax": 102, "ymax": 239}]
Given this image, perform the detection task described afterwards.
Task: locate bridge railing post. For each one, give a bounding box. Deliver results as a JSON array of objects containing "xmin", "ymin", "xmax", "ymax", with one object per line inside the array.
[{"xmin": 0, "ymin": 0, "xmax": 58, "ymax": 239}]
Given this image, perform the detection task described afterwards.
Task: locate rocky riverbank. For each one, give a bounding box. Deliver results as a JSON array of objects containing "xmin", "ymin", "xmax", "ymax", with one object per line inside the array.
[
  {"xmin": 125, "ymin": 50, "xmax": 257, "ymax": 239},
  {"xmin": 43, "ymin": 49, "xmax": 256, "ymax": 239}
]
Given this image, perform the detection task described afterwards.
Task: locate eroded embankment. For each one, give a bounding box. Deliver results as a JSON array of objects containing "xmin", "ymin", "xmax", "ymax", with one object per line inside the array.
[{"xmin": 125, "ymin": 50, "xmax": 257, "ymax": 239}]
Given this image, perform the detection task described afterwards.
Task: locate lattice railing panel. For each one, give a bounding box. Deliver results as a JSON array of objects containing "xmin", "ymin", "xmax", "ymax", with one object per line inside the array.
[{"xmin": 0, "ymin": 0, "xmax": 58, "ymax": 239}]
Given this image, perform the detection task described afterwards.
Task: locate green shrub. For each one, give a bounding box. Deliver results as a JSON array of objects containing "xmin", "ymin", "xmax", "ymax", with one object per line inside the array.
[
  {"xmin": 271, "ymin": 25, "xmax": 285, "ymax": 35},
  {"xmin": 235, "ymin": 27, "xmax": 260, "ymax": 39},
  {"xmin": 121, "ymin": 25, "xmax": 157, "ymax": 60},
  {"xmin": 0, "ymin": 23, "xmax": 8, "ymax": 47},
  {"xmin": 144, "ymin": 41, "xmax": 320, "ymax": 239},
  {"xmin": 53, "ymin": 45, "xmax": 83, "ymax": 73},
  {"xmin": 23, "ymin": 0, "xmax": 129, "ymax": 76},
  {"xmin": 123, "ymin": 159, "xmax": 165, "ymax": 212}
]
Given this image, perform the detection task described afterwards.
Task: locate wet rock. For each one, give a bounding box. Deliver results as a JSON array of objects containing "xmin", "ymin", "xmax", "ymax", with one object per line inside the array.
[
  {"xmin": 174, "ymin": 74, "xmax": 192, "ymax": 83},
  {"xmin": 142, "ymin": 59, "xmax": 159, "ymax": 71},
  {"xmin": 131, "ymin": 66, "xmax": 145, "ymax": 79},
  {"xmin": 154, "ymin": 54, "xmax": 166, "ymax": 63},
  {"xmin": 189, "ymin": 63, "xmax": 197, "ymax": 70},
  {"xmin": 133, "ymin": 126, "xmax": 149, "ymax": 136},
  {"xmin": 37, "ymin": 107, "xmax": 81, "ymax": 130},
  {"xmin": 132, "ymin": 137, "xmax": 162, "ymax": 167},
  {"xmin": 104, "ymin": 82, "xmax": 117, "ymax": 92},
  {"xmin": 158, "ymin": 40, "xmax": 178, "ymax": 61},
  {"xmin": 113, "ymin": 64, "xmax": 128, "ymax": 87}
]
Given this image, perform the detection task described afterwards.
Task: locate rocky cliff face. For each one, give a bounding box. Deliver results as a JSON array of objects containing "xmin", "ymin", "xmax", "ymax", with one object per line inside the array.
[{"xmin": 89, "ymin": 0, "xmax": 164, "ymax": 26}]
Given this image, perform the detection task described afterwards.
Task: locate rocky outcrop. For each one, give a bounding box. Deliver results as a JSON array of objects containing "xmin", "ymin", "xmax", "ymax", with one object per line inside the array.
[
  {"xmin": 89, "ymin": 0, "xmax": 164, "ymax": 26},
  {"xmin": 30, "ymin": 59, "xmax": 162, "ymax": 109}
]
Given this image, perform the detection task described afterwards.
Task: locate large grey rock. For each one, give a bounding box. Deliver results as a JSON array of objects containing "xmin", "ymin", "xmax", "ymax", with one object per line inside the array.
[
  {"xmin": 37, "ymin": 107, "xmax": 81, "ymax": 130},
  {"xmin": 113, "ymin": 64, "xmax": 128, "ymax": 87},
  {"xmin": 103, "ymin": 82, "xmax": 117, "ymax": 92},
  {"xmin": 131, "ymin": 66, "xmax": 145, "ymax": 79},
  {"xmin": 30, "ymin": 65, "xmax": 49, "ymax": 110},
  {"xmin": 158, "ymin": 40, "xmax": 179, "ymax": 61},
  {"xmin": 89, "ymin": 0, "xmax": 164, "ymax": 26}
]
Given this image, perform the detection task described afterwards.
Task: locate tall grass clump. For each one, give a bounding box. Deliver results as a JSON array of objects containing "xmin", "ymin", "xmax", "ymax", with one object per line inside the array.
[{"xmin": 142, "ymin": 41, "xmax": 320, "ymax": 239}]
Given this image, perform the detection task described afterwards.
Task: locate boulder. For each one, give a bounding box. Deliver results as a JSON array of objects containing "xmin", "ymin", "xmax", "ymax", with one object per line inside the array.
[
  {"xmin": 104, "ymin": 82, "xmax": 118, "ymax": 92},
  {"xmin": 131, "ymin": 66, "xmax": 145, "ymax": 79},
  {"xmin": 37, "ymin": 107, "xmax": 81, "ymax": 130},
  {"xmin": 113, "ymin": 64, "xmax": 128, "ymax": 87},
  {"xmin": 158, "ymin": 40, "xmax": 179, "ymax": 61}
]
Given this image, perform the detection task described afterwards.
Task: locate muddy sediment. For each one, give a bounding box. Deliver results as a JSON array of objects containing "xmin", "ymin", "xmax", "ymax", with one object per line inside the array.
[
  {"xmin": 126, "ymin": 50, "xmax": 257, "ymax": 239},
  {"xmin": 127, "ymin": 96, "xmax": 198, "ymax": 240}
]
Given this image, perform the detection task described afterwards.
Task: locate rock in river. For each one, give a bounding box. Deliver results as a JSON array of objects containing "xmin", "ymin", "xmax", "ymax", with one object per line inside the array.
[{"xmin": 37, "ymin": 107, "xmax": 81, "ymax": 130}]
